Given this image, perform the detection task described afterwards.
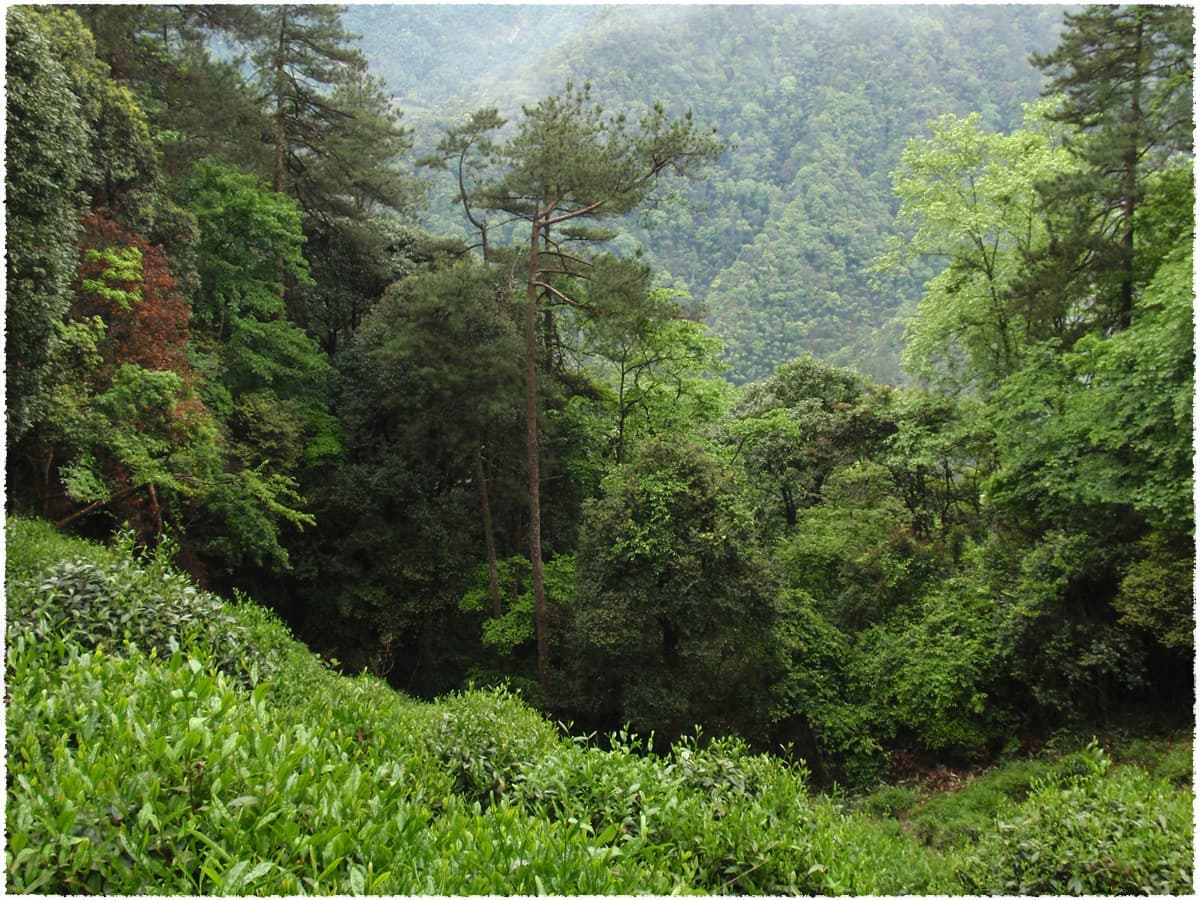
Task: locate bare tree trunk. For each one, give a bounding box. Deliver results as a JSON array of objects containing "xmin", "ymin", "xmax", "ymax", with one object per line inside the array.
[
  {"xmin": 525, "ymin": 219, "xmax": 550, "ymax": 694},
  {"xmin": 475, "ymin": 446, "xmax": 502, "ymax": 619},
  {"xmin": 272, "ymin": 9, "xmax": 288, "ymax": 195}
]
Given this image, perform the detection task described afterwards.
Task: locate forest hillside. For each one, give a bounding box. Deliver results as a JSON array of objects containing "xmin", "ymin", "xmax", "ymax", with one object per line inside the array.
[
  {"xmin": 5, "ymin": 4, "xmax": 1196, "ymax": 893},
  {"xmin": 346, "ymin": 3, "xmax": 1068, "ymax": 383},
  {"xmin": 6, "ymin": 516, "xmax": 1193, "ymax": 894}
]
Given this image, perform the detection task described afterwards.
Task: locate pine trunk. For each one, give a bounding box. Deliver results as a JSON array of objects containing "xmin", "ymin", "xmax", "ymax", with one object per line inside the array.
[
  {"xmin": 525, "ymin": 219, "xmax": 550, "ymax": 694},
  {"xmin": 475, "ymin": 446, "xmax": 503, "ymax": 619}
]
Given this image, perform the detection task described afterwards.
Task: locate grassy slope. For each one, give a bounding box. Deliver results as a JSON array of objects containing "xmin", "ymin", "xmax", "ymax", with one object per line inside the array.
[{"xmin": 5, "ymin": 516, "xmax": 1193, "ymax": 895}]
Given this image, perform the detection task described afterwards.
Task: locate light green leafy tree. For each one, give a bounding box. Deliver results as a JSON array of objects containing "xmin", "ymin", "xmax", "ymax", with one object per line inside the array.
[
  {"xmin": 184, "ymin": 159, "xmax": 333, "ymax": 569},
  {"xmin": 881, "ymin": 103, "xmax": 1081, "ymax": 394}
]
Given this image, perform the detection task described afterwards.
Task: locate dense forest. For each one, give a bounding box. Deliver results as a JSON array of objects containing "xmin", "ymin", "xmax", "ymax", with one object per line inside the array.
[
  {"xmin": 348, "ymin": 3, "xmax": 1072, "ymax": 384},
  {"xmin": 4, "ymin": 3, "xmax": 1196, "ymax": 892}
]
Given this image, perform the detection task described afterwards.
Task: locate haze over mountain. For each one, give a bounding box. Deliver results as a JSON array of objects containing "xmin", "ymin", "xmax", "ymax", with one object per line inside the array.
[{"xmin": 347, "ymin": 4, "xmax": 1066, "ymax": 382}]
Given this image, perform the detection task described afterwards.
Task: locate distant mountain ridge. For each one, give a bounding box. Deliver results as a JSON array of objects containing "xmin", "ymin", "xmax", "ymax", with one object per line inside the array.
[{"xmin": 345, "ymin": 4, "xmax": 1067, "ymax": 384}]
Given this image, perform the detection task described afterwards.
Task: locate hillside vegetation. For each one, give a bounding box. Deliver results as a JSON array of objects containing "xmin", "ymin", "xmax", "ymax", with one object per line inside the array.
[
  {"xmin": 350, "ymin": 4, "xmax": 1068, "ymax": 382},
  {"xmin": 4, "ymin": 6, "xmax": 1194, "ymax": 889},
  {"xmin": 5, "ymin": 516, "xmax": 1193, "ymax": 895}
]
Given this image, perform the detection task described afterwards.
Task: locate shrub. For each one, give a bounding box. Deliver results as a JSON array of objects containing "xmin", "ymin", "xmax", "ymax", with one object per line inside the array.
[
  {"xmin": 907, "ymin": 757, "xmax": 1055, "ymax": 848},
  {"xmin": 5, "ymin": 516, "xmax": 114, "ymax": 581},
  {"xmin": 4, "ymin": 635, "xmax": 642, "ymax": 895},
  {"xmin": 7, "ymin": 554, "xmax": 275, "ymax": 686},
  {"xmin": 960, "ymin": 742, "xmax": 1194, "ymax": 895},
  {"xmin": 427, "ymin": 686, "xmax": 564, "ymax": 804},
  {"xmin": 859, "ymin": 785, "xmax": 920, "ymax": 818}
]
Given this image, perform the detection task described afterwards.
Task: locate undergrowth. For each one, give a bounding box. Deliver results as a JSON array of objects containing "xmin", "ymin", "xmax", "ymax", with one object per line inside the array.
[{"xmin": 5, "ymin": 515, "xmax": 1194, "ymax": 895}]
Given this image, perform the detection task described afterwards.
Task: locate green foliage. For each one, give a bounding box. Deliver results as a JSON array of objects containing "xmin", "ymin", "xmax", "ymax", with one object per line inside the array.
[
  {"xmin": 427, "ymin": 687, "xmax": 564, "ymax": 804},
  {"xmin": 884, "ymin": 103, "xmax": 1081, "ymax": 392},
  {"xmin": 182, "ymin": 158, "xmax": 334, "ymax": 570},
  {"xmin": 985, "ymin": 529, "xmax": 1148, "ymax": 719},
  {"xmin": 4, "ymin": 515, "xmax": 114, "ymax": 581},
  {"xmin": 960, "ymin": 743, "xmax": 1194, "ymax": 895},
  {"xmin": 1114, "ymin": 531, "xmax": 1194, "ymax": 653},
  {"xmin": 726, "ymin": 355, "xmax": 897, "ymax": 534},
  {"xmin": 6, "ymin": 529, "xmax": 274, "ymax": 689},
  {"xmin": 778, "ymin": 461, "xmax": 929, "ymax": 629},
  {"xmin": 185, "ymin": 158, "xmax": 310, "ymax": 342},
  {"xmin": 564, "ymin": 436, "xmax": 782, "ymax": 741},
  {"xmin": 854, "ymin": 577, "xmax": 1002, "ymax": 756},
  {"xmin": 461, "ymin": 555, "xmax": 576, "ymax": 660},
  {"xmin": 4, "ymin": 6, "xmax": 93, "ymax": 440},
  {"xmin": 857, "ymin": 785, "xmax": 920, "ymax": 819},
  {"xmin": 5, "ymin": 521, "xmax": 1190, "ymax": 896},
  {"xmin": 288, "ymin": 260, "xmax": 524, "ymax": 681},
  {"xmin": 575, "ymin": 285, "xmax": 733, "ymax": 464},
  {"xmin": 1062, "ymin": 235, "xmax": 1194, "ymax": 534}
]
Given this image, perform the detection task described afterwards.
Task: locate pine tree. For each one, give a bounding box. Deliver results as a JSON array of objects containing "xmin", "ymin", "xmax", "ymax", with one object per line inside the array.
[
  {"xmin": 1032, "ymin": 5, "xmax": 1194, "ymax": 331},
  {"xmin": 472, "ymin": 83, "xmax": 724, "ymax": 692}
]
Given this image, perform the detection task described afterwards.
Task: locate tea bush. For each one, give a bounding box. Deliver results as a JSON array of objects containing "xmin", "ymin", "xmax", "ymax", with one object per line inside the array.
[
  {"xmin": 6, "ymin": 519, "xmax": 278, "ymax": 687},
  {"xmin": 4, "ymin": 634, "xmax": 647, "ymax": 895},
  {"xmin": 6, "ymin": 516, "xmax": 1191, "ymax": 895},
  {"xmin": 959, "ymin": 742, "xmax": 1194, "ymax": 895},
  {"xmin": 428, "ymin": 687, "xmax": 564, "ymax": 803}
]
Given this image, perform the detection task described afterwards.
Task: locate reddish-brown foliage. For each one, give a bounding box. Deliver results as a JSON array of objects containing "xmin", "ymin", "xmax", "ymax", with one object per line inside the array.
[{"xmin": 74, "ymin": 210, "xmax": 193, "ymax": 379}]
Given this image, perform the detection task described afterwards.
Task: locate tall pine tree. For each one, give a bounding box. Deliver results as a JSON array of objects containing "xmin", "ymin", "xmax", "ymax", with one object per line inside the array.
[
  {"xmin": 471, "ymin": 83, "xmax": 724, "ymax": 692},
  {"xmin": 1032, "ymin": 4, "xmax": 1194, "ymax": 331}
]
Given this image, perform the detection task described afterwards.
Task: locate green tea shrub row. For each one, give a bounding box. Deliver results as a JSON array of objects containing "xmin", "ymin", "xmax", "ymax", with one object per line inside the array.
[
  {"xmin": 501, "ymin": 726, "xmax": 955, "ymax": 894},
  {"xmin": 6, "ymin": 518, "xmax": 277, "ymax": 687},
  {"xmin": 959, "ymin": 742, "xmax": 1194, "ymax": 895},
  {"xmin": 5, "ymin": 636, "xmax": 650, "ymax": 895}
]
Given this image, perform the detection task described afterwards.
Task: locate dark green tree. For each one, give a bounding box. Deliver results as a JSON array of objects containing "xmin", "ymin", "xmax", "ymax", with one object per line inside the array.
[
  {"xmin": 288, "ymin": 262, "xmax": 524, "ymax": 686},
  {"xmin": 4, "ymin": 6, "xmax": 93, "ymax": 443},
  {"xmin": 71, "ymin": 3, "xmax": 268, "ymax": 183},
  {"xmin": 420, "ymin": 107, "xmax": 506, "ymax": 259},
  {"xmin": 563, "ymin": 437, "xmax": 782, "ymax": 742},
  {"xmin": 725, "ymin": 355, "xmax": 896, "ymax": 532},
  {"xmin": 1032, "ymin": 4, "xmax": 1194, "ymax": 331},
  {"xmin": 241, "ymin": 3, "xmax": 413, "ymax": 225}
]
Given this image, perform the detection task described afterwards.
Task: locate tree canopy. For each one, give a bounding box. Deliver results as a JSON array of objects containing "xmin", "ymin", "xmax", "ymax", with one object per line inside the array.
[{"xmin": 4, "ymin": 3, "xmax": 1193, "ymax": 788}]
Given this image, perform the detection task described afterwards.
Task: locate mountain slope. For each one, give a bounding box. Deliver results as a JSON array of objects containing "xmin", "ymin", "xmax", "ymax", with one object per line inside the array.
[{"xmin": 345, "ymin": 4, "xmax": 1067, "ymax": 383}]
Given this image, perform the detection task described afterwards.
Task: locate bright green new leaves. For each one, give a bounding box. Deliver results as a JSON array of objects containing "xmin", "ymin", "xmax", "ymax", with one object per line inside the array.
[
  {"xmin": 960, "ymin": 742, "xmax": 1193, "ymax": 895},
  {"xmin": 1067, "ymin": 238, "xmax": 1194, "ymax": 533},
  {"xmin": 460, "ymin": 555, "xmax": 575, "ymax": 663},
  {"xmin": 884, "ymin": 104, "xmax": 1080, "ymax": 392},
  {"xmin": 984, "ymin": 238, "xmax": 1193, "ymax": 536},
  {"xmin": 184, "ymin": 158, "xmax": 328, "ymax": 428},
  {"xmin": 578, "ymin": 284, "xmax": 732, "ymax": 464},
  {"xmin": 186, "ymin": 160, "xmax": 309, "ymax": 339},
  {"xmin": 184, "ymin": 159, "xmax": 331, "ymax": 569},
  {"xmin": 7, "ymin": 519, "xmax": 1190, "ymax": 896}
]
